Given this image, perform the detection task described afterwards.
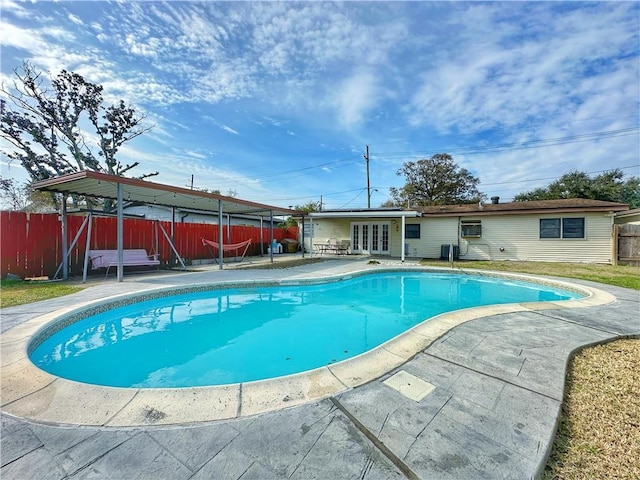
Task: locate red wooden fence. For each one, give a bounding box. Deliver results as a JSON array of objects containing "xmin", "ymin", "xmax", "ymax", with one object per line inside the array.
[{"xmin": 0, "ymin": 211, "xmax": 298, "ymax": 279}]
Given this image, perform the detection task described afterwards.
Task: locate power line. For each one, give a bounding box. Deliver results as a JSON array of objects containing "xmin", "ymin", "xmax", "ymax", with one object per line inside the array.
[
  {"xmin": 267, "ymin": 162, "xmax": 639, "ymax": 206},
  {"xmin": 250, "ymin": 154, "xmax": 361, "ymax": 180},
  {"xmin": 270, "ymin": 187, "xmax": 368, "ymax": 202},
  {"xmin": 374, "ymin": 127, "xmax": 639, "ymax": 158},
  {"xmin": 208, "ymin": 155, "xmax": 362, "ymax": 190},
  {"xmin": 369, "ymin": 112, "xmax": 640, "ymax": 147},
  {"xmin": 206, "ymin": 127, "xmax": 638, "ymax": 191},
  {"xmin": 337, "ymin": 188, "xmax": 366, "ymax": 209},
  {"xmin": 479, "ymin": 164, "xmax": 640, "ymax": 187},
  {"xmin": 200, "ymin": 127, "xmax": 638, "ymax": 205}
]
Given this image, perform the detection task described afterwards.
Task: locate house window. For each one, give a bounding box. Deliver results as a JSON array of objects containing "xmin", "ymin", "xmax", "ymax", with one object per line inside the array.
[
  {"xmin": 540, "ymin": 218, "xmax": 585, "ymax": 239},
  {"xmin": 461, "ymin": 220, "xmax": 482, "ymax": 238},
  {"xmin": 540, "ymin": 219, "xmax": 561, "ymax": 238},
  {"xmin": 405, "ymin": 224, "xmax": 420, "ymax": 239},
  {"xmin": 562, "ymin": 218, "xmax": 586, "ymax": 238}
]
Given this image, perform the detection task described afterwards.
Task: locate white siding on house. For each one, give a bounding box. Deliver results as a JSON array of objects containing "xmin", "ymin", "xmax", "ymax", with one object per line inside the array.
[
  {"xmin": 458, "ymin": 213, "xmax": 614, "ymax": 263},
  {"xmin": 311, "ymin": 210, "xmax": 617, "ymax": 263},
  {"xmin": 307, "ymin": 218, "xmax": 351, "ymax": 252},
  {"xmin": 391, "ymin": 218, "xmax": 458, "ymax": 258}
]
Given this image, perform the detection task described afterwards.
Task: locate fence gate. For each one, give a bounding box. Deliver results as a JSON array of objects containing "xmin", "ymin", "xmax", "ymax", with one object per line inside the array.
[{"xmin": 616, "ymin": 224, "xmax": 640, "ymax": 266}]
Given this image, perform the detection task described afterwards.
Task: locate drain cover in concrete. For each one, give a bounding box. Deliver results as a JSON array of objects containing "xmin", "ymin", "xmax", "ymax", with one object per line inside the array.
[{"xmin": 383, "ymin": 370, "xmax": 436, "ymax": 402}]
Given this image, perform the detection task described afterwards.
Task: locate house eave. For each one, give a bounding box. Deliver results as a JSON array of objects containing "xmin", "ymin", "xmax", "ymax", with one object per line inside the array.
[
  {"xmin": 423, "ymin": 206, "xmax": 628, "ymax": 217},
  {"xmin": 310, "ymin": 210, "xmax": 421, "ymax": 219}
]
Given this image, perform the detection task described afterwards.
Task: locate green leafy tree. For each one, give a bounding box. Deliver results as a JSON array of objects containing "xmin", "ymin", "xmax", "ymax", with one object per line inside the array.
[
  {"xmin": 389, "ymin": 153, "xmax": 483, "ymax": 206},
  {"xmin": 295, "ymin": 200, "xmax": 322, "ymax": 213},
  {"xmin": 514, "ymin": 169, "xmax": 639, "ymax": 208},
  {"xmin": 620, "ymin": 177, "xmax": 640, "ymax": 208},
  {"xmin": 278, "ymin": 200, "xmax": 320, "ymax": 228},
  {"xmin": 0, "ymin": 62, "xmax": 156, "ymax": 209}
]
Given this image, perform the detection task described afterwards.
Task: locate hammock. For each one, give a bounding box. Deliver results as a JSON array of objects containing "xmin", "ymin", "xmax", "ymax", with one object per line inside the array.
[{"xmin": 202, "ymin": 238, "xmax": 252, "ymax": 263}]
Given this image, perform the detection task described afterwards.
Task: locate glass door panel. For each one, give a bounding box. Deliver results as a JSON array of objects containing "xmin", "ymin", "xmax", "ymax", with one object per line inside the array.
[
  {"xmin": 371, "ymin": 224, "xmax": 380, "ymax": 254},
  {"xmin": 381, "ymin": 224, "xmax": 389, "ymax": 253}
]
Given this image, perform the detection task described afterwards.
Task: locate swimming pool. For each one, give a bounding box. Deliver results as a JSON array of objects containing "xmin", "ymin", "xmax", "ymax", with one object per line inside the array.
[{"xmin": 29, "ymin": 270, "xmax": 582, "ymax": 388}]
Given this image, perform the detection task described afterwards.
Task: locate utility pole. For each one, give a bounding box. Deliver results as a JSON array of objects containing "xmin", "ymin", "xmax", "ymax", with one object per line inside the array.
[{"xmin": 364, "ymin": 145, "xmax": 370, "ymax": 208}]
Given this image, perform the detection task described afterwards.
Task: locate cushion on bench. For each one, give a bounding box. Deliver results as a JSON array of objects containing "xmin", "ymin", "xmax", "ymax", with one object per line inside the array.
[{"xmin": 89, "ymin": 249, "xmax": 160, "ymax": 270}]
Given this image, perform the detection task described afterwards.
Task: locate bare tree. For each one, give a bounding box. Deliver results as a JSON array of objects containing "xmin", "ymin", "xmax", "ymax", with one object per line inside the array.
[
  {"xmin": 1, "ymin": 62, "xmax": 157, "ymax": 209},
  {"xmin": 0, "ymin": 176, "xmax": 57, "ymax": 211}
]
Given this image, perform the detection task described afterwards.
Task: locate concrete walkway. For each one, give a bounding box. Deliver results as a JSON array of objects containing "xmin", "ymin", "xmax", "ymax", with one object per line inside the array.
[{"xmin": 1, "ymin": 259, "xmax": 638, "ymax": 479}]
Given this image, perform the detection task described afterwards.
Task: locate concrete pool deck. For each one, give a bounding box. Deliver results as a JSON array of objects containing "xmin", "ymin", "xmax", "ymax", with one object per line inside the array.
[{"xmin": 1, "ymin": 258, "xmax": 639, "ymax": 479}]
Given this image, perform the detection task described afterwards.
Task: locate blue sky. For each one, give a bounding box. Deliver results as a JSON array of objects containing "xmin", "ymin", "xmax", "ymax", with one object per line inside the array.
[{"xmin": 1, "ymin": 1, "xmax": 639, "ymax": 209}]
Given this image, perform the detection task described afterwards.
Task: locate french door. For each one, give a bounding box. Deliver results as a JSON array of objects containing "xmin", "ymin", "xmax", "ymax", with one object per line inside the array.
[{"xmin": 351, "ymin": 222, "xmax": 390, "ymax": 254}]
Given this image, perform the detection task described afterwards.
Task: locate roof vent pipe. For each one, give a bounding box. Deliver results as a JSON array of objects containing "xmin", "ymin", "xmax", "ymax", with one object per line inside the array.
[{"xmin": 491, "ymin": 196, "xmax": 500, "ymax": 204}]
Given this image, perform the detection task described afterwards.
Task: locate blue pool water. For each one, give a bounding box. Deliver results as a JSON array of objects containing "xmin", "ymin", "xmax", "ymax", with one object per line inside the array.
[{"xmin": 30, "ymin": 271, "xmax": 581, "ymax": 388}]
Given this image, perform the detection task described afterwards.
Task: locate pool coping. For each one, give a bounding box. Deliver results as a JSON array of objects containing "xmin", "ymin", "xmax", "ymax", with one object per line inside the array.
[{"xmin": 0, "ymin": 266, "xmax": 615, "ymax": 427}]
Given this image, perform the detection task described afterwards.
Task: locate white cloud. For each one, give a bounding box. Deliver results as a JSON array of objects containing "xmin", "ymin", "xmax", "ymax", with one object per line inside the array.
[
  {"xmin": 67, "ymin": 14, "xmax": 83, "ymax": 25},
  {"xmin": 331, "ymin": 71, "xmax": 383, "ymax": 128},
  {"xmin": 406, "ymin": 2, "xmax": 639, "ymax": 136},
  {"xmin": 0, "ymin": 22, "xmax": 49, "ymax": 51},
  {"xmin": 221, "ymin": 125, "xmax": 239, "ymax": 135},
  {"xmin": 183, "ymin": 150, "xmax": 207, "ymax": 160},
  {"xmin": 0, "ymin": 0, "xmax": 30, "ymax": 19},
  {"xmin": 0, "ymin": 2, "xmax": 636, "ymax": 209}
]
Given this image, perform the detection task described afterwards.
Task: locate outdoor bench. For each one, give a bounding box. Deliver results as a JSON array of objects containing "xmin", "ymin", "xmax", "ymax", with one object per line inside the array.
[{"xmin": 88, "ymin": 249, "xmax": 160, "ymax": 276}]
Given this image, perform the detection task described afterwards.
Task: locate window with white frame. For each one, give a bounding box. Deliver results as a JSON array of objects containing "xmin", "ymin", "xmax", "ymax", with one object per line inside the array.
[
  {"xmin": 461, "ymin": 220, "xmax": 482, "ymax": 238},
  {"xmin": 540, "ymin": 218, "xmax": 585, "ymax": 239},
  {"xmin": 405, "ymin": 224, "xmax": 420, "ymax": 239}
]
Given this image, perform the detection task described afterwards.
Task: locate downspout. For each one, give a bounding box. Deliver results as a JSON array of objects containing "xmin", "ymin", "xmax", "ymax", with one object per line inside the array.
[
  {"xmin": 401, "ymin": 214, "xmax": 406, "ymax": 262},
  {"xmin": 457, "ymin": 216, "xmax": 468, "ymax": 257},
  {"xmin": 301, "ymin": 214, "xmax": 305, "ymax": 258}
]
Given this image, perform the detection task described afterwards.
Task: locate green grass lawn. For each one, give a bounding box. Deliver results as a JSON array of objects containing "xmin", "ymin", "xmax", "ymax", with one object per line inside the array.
[
  {"xmin": 0, "ymin": 279, "xmax": 85, "ymax": 308},
  {"xmin": 419, "ymin": 259, "xmax": 640, "ymax": 290}
]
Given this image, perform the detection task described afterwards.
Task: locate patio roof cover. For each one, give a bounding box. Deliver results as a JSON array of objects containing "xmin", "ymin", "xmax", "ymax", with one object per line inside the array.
[
  {"xmin": 31, "ymin": 170, "xmax": 299, "ymax": 217},
  {"xmin": 32, "ymin": 171, "xmax": 302, "ymax": 281}
]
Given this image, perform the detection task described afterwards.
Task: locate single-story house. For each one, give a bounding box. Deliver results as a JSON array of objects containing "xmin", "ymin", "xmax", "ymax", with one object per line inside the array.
[{"xmin": 307, "ymin": 198, "xmax": 629, "ymax": 264}]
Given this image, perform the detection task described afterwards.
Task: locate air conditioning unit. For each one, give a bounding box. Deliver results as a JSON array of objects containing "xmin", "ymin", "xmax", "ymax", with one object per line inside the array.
[{"xmin": 440, "ymin": 244, "xmax": 460, "ymax": 260}]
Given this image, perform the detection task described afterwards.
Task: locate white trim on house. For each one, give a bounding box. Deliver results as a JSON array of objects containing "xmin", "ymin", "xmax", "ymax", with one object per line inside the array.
[
  {"xmin": 310, "ymin": 210, "xmax": 420, "ymax": 219},
  {"xmin": 310, "ymin": 210, "xmax": 420, "ymax": 260},
  {"xmin": 309, "ymin": 199, "xmax": 629, "ymax": 264}
]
